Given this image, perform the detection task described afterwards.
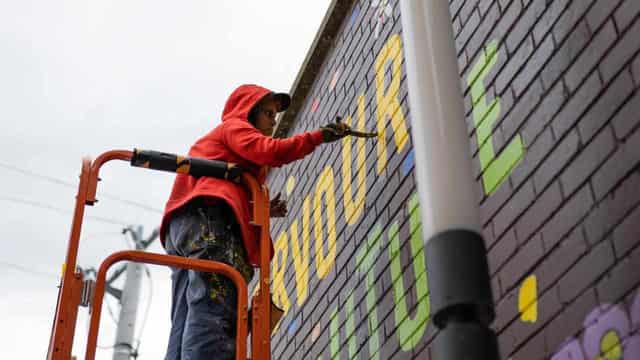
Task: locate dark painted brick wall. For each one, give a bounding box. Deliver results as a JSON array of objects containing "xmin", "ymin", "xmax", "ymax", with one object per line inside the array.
[
  {"xmin": 453, "ymin": 0, "xmax": 640, "ymax": 358},
  {"xmin": 264, "ymin": 0, "xmax": 640, "ymax": 358}
]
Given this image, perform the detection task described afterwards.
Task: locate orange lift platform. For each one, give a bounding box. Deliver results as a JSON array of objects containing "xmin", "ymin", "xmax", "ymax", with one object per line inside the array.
[{"xmin": 47, "ymin": 149, "xmax": 275, "ymax": 360}]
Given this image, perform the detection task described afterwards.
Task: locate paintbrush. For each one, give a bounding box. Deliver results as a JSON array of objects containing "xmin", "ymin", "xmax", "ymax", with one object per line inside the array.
[{"xmin": 335, "ymin": 116, "xmax": 379, "ymax": 138}]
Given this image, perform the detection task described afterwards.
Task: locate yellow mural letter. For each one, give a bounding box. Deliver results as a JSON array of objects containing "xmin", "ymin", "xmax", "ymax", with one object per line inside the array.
[
  {"xmin": 289, "ymin": 196, "xmax": 311, "ymax": 305},
  {"xmin": 342, "ymin": 94, "xmax": 367, "ymax": 225},
  {"xmin": 375, "ymin": 33, "xmax": 409, "ymax": 174},
  {"xmin": 314, "ymin": 166, "xmax": 337, "ymax": 279},
  {"xmin": 271, "ymin": 231, "xmax": 290, "ymax": 312}
]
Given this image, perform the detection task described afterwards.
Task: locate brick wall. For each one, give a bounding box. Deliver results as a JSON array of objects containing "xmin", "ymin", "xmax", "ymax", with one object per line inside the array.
[{"xmin": 265, "ymin": 0, "xmax": 640, "ymax": 358}]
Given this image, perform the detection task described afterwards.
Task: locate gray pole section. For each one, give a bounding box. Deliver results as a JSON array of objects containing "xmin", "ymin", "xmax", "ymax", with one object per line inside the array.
[
  {"xmin": 113, "ymin": 226, "xmax": 144, "ymax": 360},
  {"xmin": 399, "ymin": 1, "xmax": 499, "ymax": 359}
]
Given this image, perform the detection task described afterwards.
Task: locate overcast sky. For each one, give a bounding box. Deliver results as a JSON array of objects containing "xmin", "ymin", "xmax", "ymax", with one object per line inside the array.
[{"xmin": 0, "ymin": 1, "xmax": 331, "ymax": 358}]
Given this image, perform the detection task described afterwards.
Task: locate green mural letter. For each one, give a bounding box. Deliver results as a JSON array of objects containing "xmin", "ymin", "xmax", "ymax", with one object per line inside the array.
[
  {"xmin": 356, "ymin": 224, "xmax": 383, "ymax": 360},
  {"xmin": 468, "ymin": 40, "xmax": 524, "ymax": 194},
  {"xmin": 330, "ymin": 307, "xmax": 339, "ymax": 359},
  {"xmin": 328, "ymin": 291, "xmax": 357, "ymax": 360},
  {"xmin": 388, "ymin": 195, "xmax": 430, "ymax": 351},
  {"xmin": 345, "ymin": 291, "xmax": 357, "ymax": 359}
]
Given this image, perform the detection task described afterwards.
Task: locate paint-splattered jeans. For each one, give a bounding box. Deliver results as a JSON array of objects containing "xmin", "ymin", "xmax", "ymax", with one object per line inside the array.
[{"xmin": 164, "ymin": 200, "xmax": 254, "ymax": 360}]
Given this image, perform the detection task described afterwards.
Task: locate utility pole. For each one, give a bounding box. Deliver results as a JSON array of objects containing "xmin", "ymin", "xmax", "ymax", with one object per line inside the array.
[{"xmin": 110, "ymin": 226, "xmax": 158, "ymax": 360}]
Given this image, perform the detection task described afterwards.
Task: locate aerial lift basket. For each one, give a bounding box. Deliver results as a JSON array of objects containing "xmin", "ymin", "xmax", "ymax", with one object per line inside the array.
[{"xmin": 46, "ymin": 149, "xmax": 274, "ymax": 360}]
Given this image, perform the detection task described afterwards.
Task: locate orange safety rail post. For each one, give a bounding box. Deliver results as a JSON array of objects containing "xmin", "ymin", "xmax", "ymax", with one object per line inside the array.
[
  {"xmin": 48, "ymin": 150, "xmax": 133, "ymax": 360},
  {"xmin": 242, "ymin": 173, "xmax": 272, "ymax": 360},
  {"xmin": 84, "ymin": 251, "xmax": 249, "ymax": 360},
  {"xmin": 47, "ymin": 157, "xmax": 94, "ymax": 359}
]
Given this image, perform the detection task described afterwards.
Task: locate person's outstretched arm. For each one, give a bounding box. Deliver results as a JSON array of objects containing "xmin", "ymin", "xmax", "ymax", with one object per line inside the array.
[{"xmin": 222, "ymin": 120, "xmax": 325, "ymax": 167}]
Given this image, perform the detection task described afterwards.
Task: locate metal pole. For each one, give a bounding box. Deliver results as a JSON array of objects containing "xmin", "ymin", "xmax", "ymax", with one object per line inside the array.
[
  {"xmin": 399, "ymin": 1, "xmax": 499, "ymax": 359},
  {"xmin": 113, "ymin": 226, "xmax": 144, "ymax": 360}
]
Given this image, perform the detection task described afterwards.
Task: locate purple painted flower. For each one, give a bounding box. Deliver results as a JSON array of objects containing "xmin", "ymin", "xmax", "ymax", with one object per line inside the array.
[
  {"xmin": 583, "ymin": 304, "xmax": 635, "ymax": 359},
  {"xmin": 550, "ymin": 292, "xmax": 640, "ymax": 359}
]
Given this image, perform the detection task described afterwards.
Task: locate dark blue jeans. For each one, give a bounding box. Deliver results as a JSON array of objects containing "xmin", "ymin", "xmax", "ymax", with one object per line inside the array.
[{"xmin": 164, "ymin": 201, "xmax": 254, "ymax": 360}]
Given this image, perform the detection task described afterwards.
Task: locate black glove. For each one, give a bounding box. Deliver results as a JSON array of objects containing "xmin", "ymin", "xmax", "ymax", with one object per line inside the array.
[{"xmin": 320, "ymin": 122, "xmax": 349, "ymax": 143}]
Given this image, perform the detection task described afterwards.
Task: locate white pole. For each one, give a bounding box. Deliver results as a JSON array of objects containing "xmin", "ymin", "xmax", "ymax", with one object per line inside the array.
[
  {"xmin": 399, "ymin": 0, "xmax": 481, "ymax": 239},
  {"xmin": 113, "ymin": 227, "xmax": 143, "ymax": 360},
  {"xmin": 400, "ymin": 1, "xmax": 498, "ymax": 358}
]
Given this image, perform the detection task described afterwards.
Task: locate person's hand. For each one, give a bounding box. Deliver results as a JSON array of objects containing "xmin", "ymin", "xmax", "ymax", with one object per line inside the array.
[
  {"xmin": 320, "ymin": 121, "xmax": 350, "ymax": 143},
  {"xmin": 270, "ymin": 192, "xmax": 288, "ymax": 217}
]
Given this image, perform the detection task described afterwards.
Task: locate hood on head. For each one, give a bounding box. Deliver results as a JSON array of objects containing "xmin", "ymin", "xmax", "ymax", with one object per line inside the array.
[{"xmin": 221, "ymin": 84, "xmax": 272, "ymax": 123}]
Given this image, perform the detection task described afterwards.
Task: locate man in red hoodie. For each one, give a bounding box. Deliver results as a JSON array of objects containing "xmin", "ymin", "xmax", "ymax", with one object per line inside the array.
[{"xmin": 161, "ymin": 84, "xmax": 348, "ymax": 360}]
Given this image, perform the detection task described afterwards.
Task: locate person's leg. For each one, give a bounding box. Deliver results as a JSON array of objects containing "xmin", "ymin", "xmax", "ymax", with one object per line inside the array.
[
  {"xmin": 181, "ymin": 266, "xmax": 238, "ymax": 360},
  {"xmin": 164, "ymin": 213, "xmax": 192, "ymax": 360},
  {"xmin": 177, "ymin": 205, "xmax": 253, "ymax": 360},
  {"xmin": 165, "ymin": 268, "xmax": 188, "ymax": 360}
]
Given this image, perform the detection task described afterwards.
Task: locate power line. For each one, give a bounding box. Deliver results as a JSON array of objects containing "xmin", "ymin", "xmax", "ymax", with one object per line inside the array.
[
  {"xmin": 101, "ymin": 194, "xmax": 162, "ymax": 214},
  {"xmin": 0, "ymin": 195, "xmax": 130, "ymax": 226},
  {"xmin": 0, "ymin": 161, "xmax": 163, "ymax": 214},
  {"xmin": 0, "ymin": 260, "xmax": 58, "ymax": 279},
  {"xmin": 0, "ymin": 161, "xmax": 74, "ymax": 188}
]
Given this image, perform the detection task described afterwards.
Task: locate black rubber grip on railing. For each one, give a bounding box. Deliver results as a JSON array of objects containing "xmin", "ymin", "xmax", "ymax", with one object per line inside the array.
[{"xmin": 131, "ymin": 149, "xmax": 243, "ymax": 180}]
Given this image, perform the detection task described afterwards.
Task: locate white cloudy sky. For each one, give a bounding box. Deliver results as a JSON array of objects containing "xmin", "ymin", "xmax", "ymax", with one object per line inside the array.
[{"xmin": 0, "ymin": 1, "xmax": 330, "ymax": 358}]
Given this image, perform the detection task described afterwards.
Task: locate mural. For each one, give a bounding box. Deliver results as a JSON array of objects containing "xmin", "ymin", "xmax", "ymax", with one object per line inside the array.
[
  {"xmin": 269, "ymin": 3, "xmax": 524, "ymax": 358},
  {"xmin": 271, "ymin": 29, "xmax": 412, "ymax": 315},
  {"xmin": 268, "ymin": 0, "xmax": 640, "ymax": 358},
  {"xmin": 270, "ymin": 7, "xmax": 429, "ymax": 356},
  {"xmin": 325, "ymin": 194, "xmax": 430, "ymax": 359}
]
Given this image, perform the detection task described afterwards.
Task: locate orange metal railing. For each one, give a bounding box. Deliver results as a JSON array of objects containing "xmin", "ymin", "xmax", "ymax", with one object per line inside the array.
[{"xmin": 47, "ymin": 149, "xmax": 272, "ymax": 360}]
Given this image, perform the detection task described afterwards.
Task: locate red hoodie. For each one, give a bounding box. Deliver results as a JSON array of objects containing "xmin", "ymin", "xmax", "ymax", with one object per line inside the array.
[{"xmin": 160, "ymin": 84, "xmax": 324, "ymax": 266}]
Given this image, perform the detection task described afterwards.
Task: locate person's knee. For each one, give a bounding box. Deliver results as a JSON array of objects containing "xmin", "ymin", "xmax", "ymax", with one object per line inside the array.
[{"xmin": 181, "ymin": 319, "xmax": 236, "ymax": 360}]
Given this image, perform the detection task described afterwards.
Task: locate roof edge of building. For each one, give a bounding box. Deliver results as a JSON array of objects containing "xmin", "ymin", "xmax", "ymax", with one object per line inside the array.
[{"xmin": 274, "ymin": 0, "xmax": 356, "ymax": 138}]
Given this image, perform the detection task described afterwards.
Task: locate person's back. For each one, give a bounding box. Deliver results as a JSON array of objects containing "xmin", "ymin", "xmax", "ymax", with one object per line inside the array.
[{"xmin": 160, "ymin": 84, "xmax": 349, "ymax": 360}]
